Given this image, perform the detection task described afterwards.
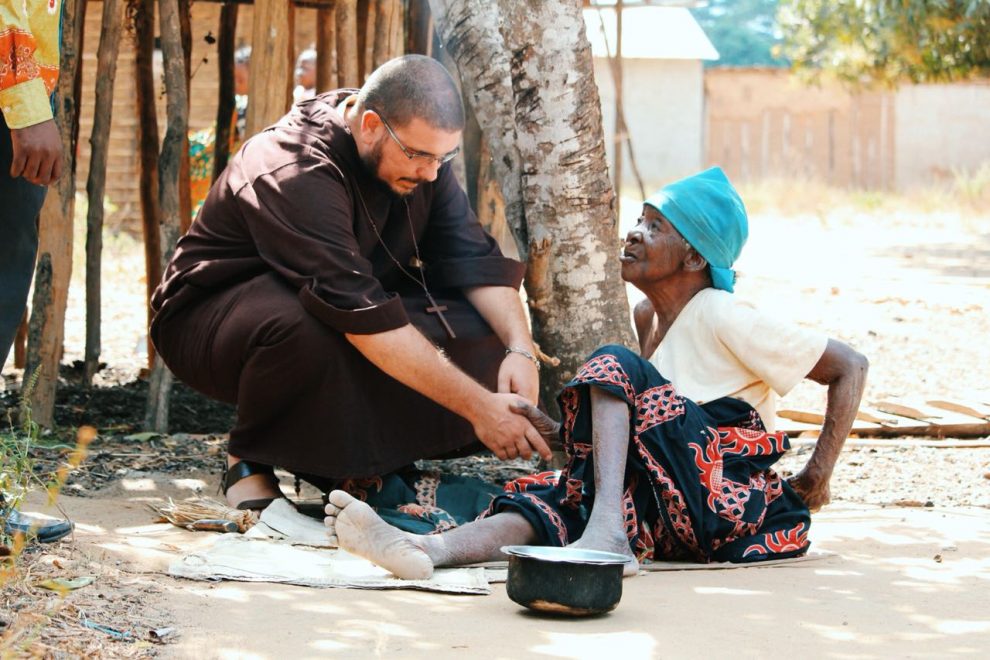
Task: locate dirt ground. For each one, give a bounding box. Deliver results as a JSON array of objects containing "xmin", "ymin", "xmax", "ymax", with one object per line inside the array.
[{"xmin": 2, "ymin": 189, "xmax": 989, "ymax": 657}]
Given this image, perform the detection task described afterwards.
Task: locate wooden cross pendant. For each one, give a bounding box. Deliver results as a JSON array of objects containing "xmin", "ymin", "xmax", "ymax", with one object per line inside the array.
[{"xmin": 424, "ymin": 292, "xmax": 456, "ymax": 339}]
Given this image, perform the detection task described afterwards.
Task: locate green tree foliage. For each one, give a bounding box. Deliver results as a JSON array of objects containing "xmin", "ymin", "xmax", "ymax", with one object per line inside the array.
[
  {"xmin": 691, "ymin": 0, "xmax": 789, "ymax": 67},
  {"xmin": 779, "ymin": 0, "xmax": 990, "ymax": 85}
]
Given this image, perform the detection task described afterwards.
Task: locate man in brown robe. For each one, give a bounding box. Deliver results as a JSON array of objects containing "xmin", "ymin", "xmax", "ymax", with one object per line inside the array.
[{"xmin": 150, "ymin": 55, "xmax": 550, "ymax": 509}]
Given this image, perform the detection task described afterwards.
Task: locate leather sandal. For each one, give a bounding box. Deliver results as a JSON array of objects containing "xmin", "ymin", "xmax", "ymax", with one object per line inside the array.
[
  {"xmin": 220, "ymin": 460, "xmax": 286, "ymax": 511},
  {"xmin": 1, "ymin": 499, "xmax": 73, "ymax": 543}
]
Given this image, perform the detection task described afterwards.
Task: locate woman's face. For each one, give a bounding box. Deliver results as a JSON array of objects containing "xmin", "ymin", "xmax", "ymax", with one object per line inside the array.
[{"xmin": 619, "ymin": 204, "xmax": 691, "ymax": 287}]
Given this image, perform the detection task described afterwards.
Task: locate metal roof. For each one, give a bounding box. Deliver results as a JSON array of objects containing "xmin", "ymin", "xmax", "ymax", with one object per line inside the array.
[{"xmin": 583, "ymin": 6, "xmax": 719, "ymax": 61}]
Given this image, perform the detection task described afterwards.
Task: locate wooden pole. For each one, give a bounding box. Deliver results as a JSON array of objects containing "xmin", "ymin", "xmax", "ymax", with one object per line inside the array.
[
  {"xmin": 373, "ymin": 0, "xmax": 402, "ymax": 68},
  {"xmin": 598, "ymin": 1, "xmax": 644, "ymax": 204},
  {"xmin": 82, "ymin": 0, "xmax": 125, "ymax": 387},
  {"xmin": 213, "ymin": 1, "xmax": 239, "ymax": 181},
  {"xmin": 178, "ymin": 0, "xmax": 194, "ymax": 234},
  {"xmin": 362, "ymin": 0, "xmax": 377, "ymax": 81},
  {"xmin": 246, "ymin": 0, "xmax": 293, "ymax": 137},
  {"xmin": 337, "ymin": 0, "xmax": 359, "ymax": 87},
  {"xmin": 406, "ymin": 0, "xmax": 432, "ymax": 56},
  {"xmin": 145, "ymin": 0, "xmax": 190, "ymax": 433},
  {"xmin": 135, "ymin": 0, "xmax": 162, "ymax": 370},
  {"xmin": 316, "ymin": 2, "xmax": 338, "ymax": 91},
  {"xmin": 612, "ymin": 0, "xmax": 623, "ymax": 218},
  {"xmin": 286, "ymin": 2, "xmax": 296, "ymax": 107},
  {"xmin": 25, "ymin": 0, "xmax": 87, "ymax": 427},
  {"xmin": 13, "ymin": 311, "xmax": 27, "ymax": 368}
]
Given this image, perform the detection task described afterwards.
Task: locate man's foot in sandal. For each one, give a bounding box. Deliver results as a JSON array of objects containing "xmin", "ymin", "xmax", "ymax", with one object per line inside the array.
[{"xmin": 221, "ymin": 456, "xmax": 285, "ymax": 511}]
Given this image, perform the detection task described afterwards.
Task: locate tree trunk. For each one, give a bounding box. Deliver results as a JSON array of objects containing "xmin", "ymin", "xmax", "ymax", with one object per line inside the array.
[
  {"xmin": 246, "ymin": 0, "xmax": 293, "ymax": 137},
  {"xmin": 429, "ymin": 0, "xmax": 634, "ymax": 407},
  {"xmin": 178, "ymin": 0, "xmax": 193, "ymax": 235},
  {"xmin": 145, "ymin": 0, "xmax": 190, "ymax": 433},
  {"xmin": 135, "ymin": 0, "xmax": 162, "ymax": 370},
  {"xmin": 316, "ymin": 3, "xmax": 338, "ymax": 92},
  {"xmin": 212, "ymin": 0, "xmax": 239, "ymax": 181},
  {"xmin": 25, "ymin": 0, "xmax": 87, "ymax": 427},
  {"xmin": 82, "ymin": 0, "xmax": 125, "ymax": 387},
  {"xmin": 336, "ymin": 0, "xmax": 359, "ymax": 87}
]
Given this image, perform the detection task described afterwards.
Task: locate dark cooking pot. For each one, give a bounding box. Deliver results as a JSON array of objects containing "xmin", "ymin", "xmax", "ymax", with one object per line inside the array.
[{"xmin": 501, "ymin": 545, "xmax": 627, "ymax": 616}]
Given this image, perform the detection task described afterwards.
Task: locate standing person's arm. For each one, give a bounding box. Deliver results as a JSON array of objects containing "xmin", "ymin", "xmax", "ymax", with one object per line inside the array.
[
  {"xmin": 0, "ymin": 0, "xmax": 63, "ymax": 185},
  {"xmin": 787, "ymin": 339, "xmax": 869, "ymax": 511},
  {"xmin": 464, "ymin": 285, "xmax": 539, "ymax": 404}
]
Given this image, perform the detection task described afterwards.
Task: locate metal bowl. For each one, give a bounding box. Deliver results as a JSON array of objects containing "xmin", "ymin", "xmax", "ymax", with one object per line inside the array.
[{"xmin": 501, "ymin": 545, "xmax": 627, "ymax": 616}]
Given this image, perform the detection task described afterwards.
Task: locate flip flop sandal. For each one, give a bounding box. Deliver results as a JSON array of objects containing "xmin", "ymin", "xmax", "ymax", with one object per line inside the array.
[{"xmin": 219, "ymin": 460, "xmax": 287, "ymax": 511}]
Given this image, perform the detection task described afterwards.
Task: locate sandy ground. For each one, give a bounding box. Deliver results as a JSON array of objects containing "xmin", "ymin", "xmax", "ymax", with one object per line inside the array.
[
  {"xmin": 3, "ymin": 191, "xmax": 990, "ymax": 657},
  {"xmin": 13, "ymin": 480, "xmax": 990, "ymax": 659}
]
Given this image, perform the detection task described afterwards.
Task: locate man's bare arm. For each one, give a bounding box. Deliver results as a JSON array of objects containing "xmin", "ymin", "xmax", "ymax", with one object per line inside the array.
[
  {"xmin": 345, "ymin": 323, "xmax": 551, "ymax": 462},
  {"xmin": 464, "ymin": 285, "xmax": 539, "ymax": 404},
  {"xmin": 788, "ymin": 339, "xmax": 869, "ymax": 511}
]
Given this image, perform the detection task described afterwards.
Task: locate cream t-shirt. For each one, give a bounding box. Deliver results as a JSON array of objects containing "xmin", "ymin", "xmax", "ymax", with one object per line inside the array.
[{"xmin": 647, "ymin": 288, "xmax": 828, "ymax": 431}]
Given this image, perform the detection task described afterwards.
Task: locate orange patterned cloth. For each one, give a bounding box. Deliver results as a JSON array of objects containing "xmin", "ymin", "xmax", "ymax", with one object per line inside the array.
[{"xmin": 0, "ymin": 0, "xmax": 62, "ymax": 129}]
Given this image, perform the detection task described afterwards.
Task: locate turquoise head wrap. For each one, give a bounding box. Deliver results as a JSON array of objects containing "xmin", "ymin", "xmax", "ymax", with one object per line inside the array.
[{"xmin": 643, "ymin": 166, "xmax": 748, "ymax": 293}]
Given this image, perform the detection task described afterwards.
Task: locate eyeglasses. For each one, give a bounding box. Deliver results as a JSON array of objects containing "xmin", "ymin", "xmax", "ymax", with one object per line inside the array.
[{"xmin": 371, "ymin": 110, "xmax": 460, "ymax": 166}]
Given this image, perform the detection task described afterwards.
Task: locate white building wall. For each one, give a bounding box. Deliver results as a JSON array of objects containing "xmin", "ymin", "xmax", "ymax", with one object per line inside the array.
[
  {"xmin": 594, "ymin": 58, "xmax": 705, "ymax": 192},
  {"xmin": 895, "ymin": 83, "xmax": 990, "ymax": 190}
]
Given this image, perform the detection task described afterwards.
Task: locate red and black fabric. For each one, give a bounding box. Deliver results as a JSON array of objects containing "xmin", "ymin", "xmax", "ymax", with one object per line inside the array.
[{"xmin": 485, "ymin": 344, "xmax": 812, "ymax": 564}]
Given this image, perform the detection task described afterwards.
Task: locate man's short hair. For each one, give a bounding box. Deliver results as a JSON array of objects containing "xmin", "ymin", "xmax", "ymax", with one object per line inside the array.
[{"xmin": 357, "ymin": 55, "xmax": 464, "ymax": 132}]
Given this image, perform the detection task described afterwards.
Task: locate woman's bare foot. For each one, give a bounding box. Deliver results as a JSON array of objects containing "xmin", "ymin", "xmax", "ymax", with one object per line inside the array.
[
  {"xmin": 568, "ymin": 530, "xmax": 640, "ymax": 577},
  {"xmin": 324, "ymin": 490, "xmax": 434, "ymax": 580}
]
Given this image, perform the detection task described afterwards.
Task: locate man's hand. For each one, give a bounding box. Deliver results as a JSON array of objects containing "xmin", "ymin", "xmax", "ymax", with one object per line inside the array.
[
  {"xmin": 470, "ymin": 393, "xmax": 552, "ymax": 462},
  {"xmin": 508, "ymin": 399, "xmax": 560, "ymax": 443},
  {"xmin": 10, "ymin": 119, "xmax": 63, "ymax": 186},
  {"xmin": 497, "ymin": 352, "xmax": 539, "ymax": 404},
  {"xmin": 787, "ymin": 465, "xmax": 831, "ymax": 513}
]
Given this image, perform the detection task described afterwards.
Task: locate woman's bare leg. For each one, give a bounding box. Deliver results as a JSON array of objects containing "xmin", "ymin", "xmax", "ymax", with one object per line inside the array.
[
  {"xmin": 567, "ymin": 387, "xmax": 639, "ymax": 575},
  {"xmin": 325, "ymin": 491, "xmax": 536, "ymax": 579}
]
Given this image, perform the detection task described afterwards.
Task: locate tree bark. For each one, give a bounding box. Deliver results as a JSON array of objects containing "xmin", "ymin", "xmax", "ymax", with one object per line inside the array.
[
  {"xmin": 246, "ymin": 0, "xmax": 293, "ymax": 137},
  {"xmin": 25, "ymin": 0, "xmax": 87, "ymax": 427},
  {"xmin": 336, "ymin": 0, "xmax": 359, "ymax": 87},
  {"xmin": 145, "ymin": 0, "xmax": 190, "ymax": 432},
  {"xmin": 212, "ymin": 0, "xmax": 239, "ymax": 181},
  {"xmin": 430, "ymin": 0, "xmax": 635, "ymax": 407},
  {"xmin": 316, "ymin": 3, "xmax": 338, "ymax": 91},
  {"xmin": 428, "ymin": 0, "xmax": 526, "ymax": 255},
  {"xmin": 83, "ymin": 0, "xmax": 125, "ymax": 387},
  {"xmin": 135, "ymin": 0, "xmax": 162, "ymax": 370}
]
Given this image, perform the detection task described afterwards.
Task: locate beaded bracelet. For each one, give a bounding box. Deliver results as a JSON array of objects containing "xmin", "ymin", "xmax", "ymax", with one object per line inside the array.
[{"xmin": 505, "ymin": 346, "xmax": 541, "ymax": 371}]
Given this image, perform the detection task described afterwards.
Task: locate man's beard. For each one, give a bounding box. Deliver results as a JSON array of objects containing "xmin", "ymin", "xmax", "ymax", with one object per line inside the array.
[{"xmin": 360, "ymin": 137, "xmax": 425, "ymax": 198}]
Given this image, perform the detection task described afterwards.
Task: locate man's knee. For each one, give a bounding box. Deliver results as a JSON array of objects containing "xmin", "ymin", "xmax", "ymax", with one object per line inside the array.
[{"xmin": 250, "ymin": 303, "xmax": 341, "ymax": 376}]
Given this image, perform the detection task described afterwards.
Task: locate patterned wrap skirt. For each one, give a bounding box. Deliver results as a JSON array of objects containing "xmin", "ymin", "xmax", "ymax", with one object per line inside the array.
[{"xmin": 485, "ymin": 344, "xmax": 812, "ymax": 564}]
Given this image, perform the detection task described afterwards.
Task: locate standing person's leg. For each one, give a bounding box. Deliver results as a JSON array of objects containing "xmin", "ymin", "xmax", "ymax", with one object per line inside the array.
[{"xmin": 0, "ymin": 117, "xmax": 47, "ymax": 369}]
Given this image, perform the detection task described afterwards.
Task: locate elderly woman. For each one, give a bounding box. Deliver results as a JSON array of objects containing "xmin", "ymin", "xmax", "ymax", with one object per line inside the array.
[{"xmin": 324, "ymin": 167, "xmax": 868, "ymax": 579}]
